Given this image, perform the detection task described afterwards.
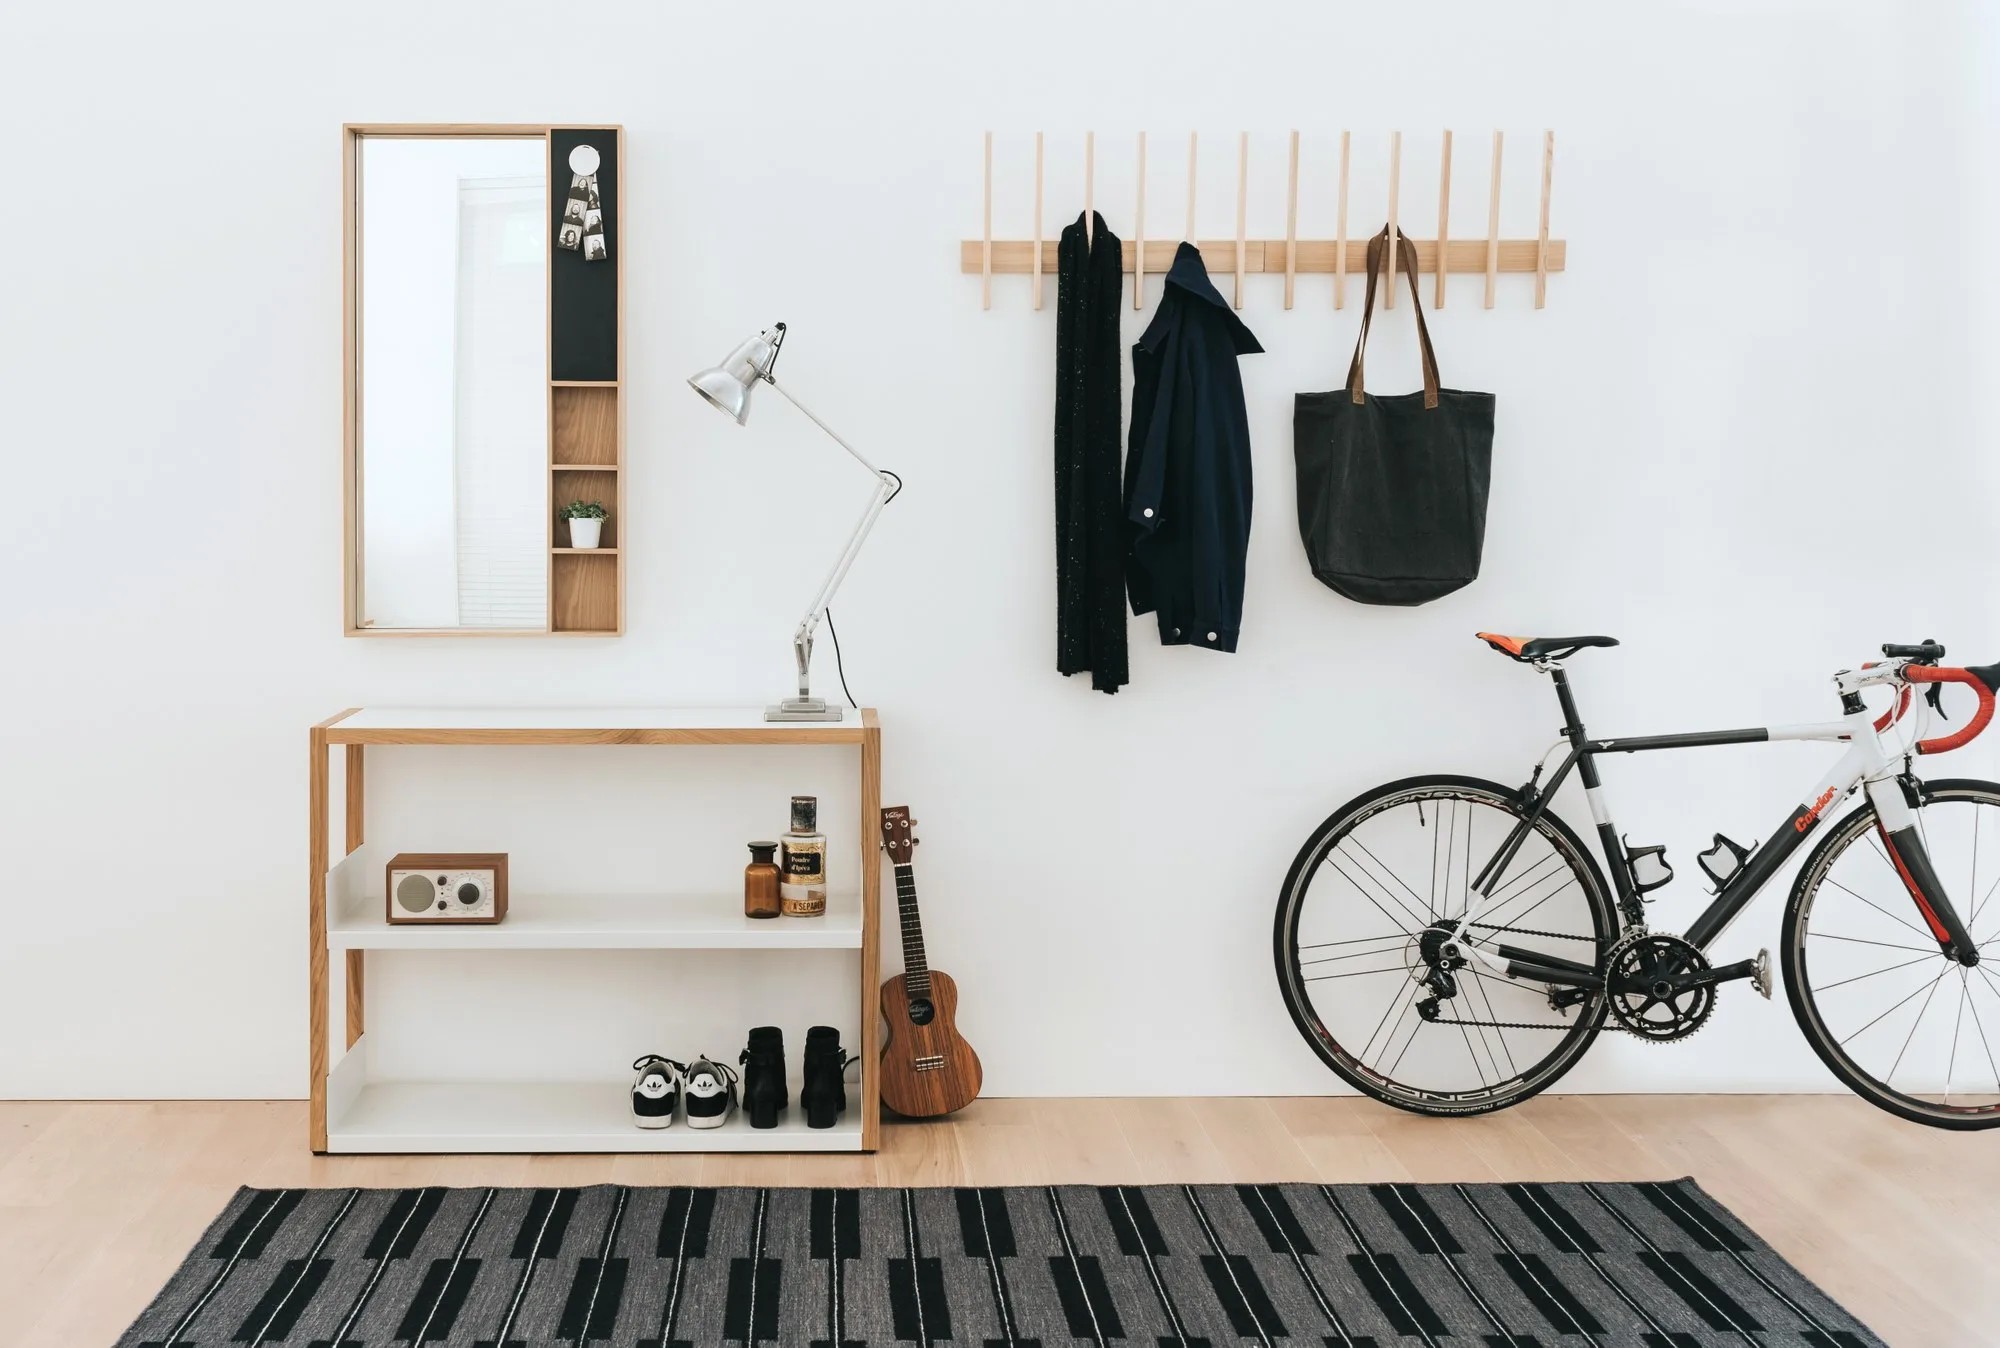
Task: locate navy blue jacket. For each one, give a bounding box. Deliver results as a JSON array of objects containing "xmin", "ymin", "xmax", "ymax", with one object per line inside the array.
[{"xmin": 1124, "ymin": 243, "xmax": 1263, "ymax": 652}]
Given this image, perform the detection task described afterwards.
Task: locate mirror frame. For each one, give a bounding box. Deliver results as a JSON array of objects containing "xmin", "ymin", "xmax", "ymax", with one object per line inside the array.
[{"xmin": 341, "ymin": 123, "xmax": 625, "ymax": 637}]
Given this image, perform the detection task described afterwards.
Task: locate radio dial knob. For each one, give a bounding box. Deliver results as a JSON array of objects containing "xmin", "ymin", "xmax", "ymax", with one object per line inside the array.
[{"xmin": 457, "ymin": 882, "xmax": 482, "ymax": 905}]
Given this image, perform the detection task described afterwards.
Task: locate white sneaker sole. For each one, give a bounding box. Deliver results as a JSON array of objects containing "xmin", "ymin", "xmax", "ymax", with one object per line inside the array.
[
  {"xmin": 633, "ymin": 1115, "xmax": 675, "ymax": 1129},
  {"xmin": 684, "ymin": 1111, "xmax": 731, "ymax": 1129}
]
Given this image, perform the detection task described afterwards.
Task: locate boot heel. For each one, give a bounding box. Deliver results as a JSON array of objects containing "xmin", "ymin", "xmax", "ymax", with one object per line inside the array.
[
  {"xmin": 806, "ymin": 1099, "xmax": 838, "ymax": 1129},
  {"xmin": 748, "ymin": 1099, "xmax": 779, "ymax": 1130}
]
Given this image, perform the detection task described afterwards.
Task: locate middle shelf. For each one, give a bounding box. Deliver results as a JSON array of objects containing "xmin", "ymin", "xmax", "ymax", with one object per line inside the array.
[{"xmin": 328, "ymin": 888, "xmax": 862, "ymax": 951}]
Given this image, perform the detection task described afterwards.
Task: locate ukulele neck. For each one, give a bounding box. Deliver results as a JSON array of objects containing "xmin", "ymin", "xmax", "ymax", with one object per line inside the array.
[{"xmin": 892, "ymin": 861, "xmax": 931, "ymax": 997}]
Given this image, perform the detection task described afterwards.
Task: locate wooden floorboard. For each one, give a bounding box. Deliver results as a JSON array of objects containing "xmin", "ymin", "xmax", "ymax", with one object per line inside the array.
[{"xmin": 0, "ymin": 1094, "xmax": 1984, "ymax": 1346}]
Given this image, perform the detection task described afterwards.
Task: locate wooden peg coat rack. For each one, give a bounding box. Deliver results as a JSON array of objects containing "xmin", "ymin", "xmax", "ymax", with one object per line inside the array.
[{"xmin": 964, "ymin": 129, "xmax": 1564, "ymax": 311}]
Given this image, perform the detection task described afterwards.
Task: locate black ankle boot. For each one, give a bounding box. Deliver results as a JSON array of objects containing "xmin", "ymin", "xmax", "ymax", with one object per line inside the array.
[
  {"xmin": 801, "ymin": 1025, "xmax": 852, "ymax": 1129},
  {"xmin": 739, "ymin": 1026, "xmax": 787, "ymax": 1129}
]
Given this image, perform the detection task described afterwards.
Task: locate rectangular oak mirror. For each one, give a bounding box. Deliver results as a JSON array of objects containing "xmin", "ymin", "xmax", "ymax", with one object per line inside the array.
[{"xmin": 343, "ymin": 124, "xmax": 624, "ymax": 636}]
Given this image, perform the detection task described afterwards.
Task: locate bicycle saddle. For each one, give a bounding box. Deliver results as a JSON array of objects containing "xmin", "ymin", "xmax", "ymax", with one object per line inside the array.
[{"xmin": 1476, "ymin": 632, "xmax": 1620, "ymax": 661}]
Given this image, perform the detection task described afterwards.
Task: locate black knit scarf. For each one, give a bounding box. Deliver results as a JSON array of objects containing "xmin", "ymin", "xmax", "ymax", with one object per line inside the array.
[{"xmin": 1053, "ymin": 211, "xmax": 1127, "ymax": 693}]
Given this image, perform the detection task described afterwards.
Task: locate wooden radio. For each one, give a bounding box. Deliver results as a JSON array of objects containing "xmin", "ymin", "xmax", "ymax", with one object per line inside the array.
[{"xmin": 385, "ymin": 853, "xmax": 508, "ymax": 925}]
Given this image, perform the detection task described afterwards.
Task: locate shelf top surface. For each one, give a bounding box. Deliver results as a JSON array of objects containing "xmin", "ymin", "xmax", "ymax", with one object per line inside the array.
[
  {"xmin": 329, "ymin": 889, "xmax": 863, "ymax": 950},
  {"xmin": 323, "ymin": 706, "xmax": 877, "ymax": 743}
]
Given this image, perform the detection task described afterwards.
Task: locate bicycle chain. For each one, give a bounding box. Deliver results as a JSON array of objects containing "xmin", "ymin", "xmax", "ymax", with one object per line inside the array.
[{"xmin": 1424, "ymin": 925, "xmax": 1691, "ymax": 1037}]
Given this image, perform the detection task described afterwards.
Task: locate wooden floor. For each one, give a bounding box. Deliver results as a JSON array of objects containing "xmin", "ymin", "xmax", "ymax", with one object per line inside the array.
[{"xmin": 0, "ymin": 1094, "xmax": 1985, "ymax": 1346}]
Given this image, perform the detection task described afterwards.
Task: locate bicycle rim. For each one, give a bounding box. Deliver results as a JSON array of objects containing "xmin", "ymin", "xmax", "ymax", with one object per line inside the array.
[
  {"xmin": 1786, "ymin": 780, "xmax": 2000, "ymax": 1128},
  {"xmin": 1275, "ymin": 776, "xmax": 1614, "ymax": 1116}
]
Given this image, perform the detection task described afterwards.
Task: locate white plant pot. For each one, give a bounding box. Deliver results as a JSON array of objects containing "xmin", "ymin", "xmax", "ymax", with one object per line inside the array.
[{"xmin": 568, "ymin": 517, "xmax": 604, "ymax": 549}]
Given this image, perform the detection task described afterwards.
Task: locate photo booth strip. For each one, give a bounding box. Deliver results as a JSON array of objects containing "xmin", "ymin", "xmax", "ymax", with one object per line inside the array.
[{"xmin": 558, "ymin": 171, "xmax": 608, "ymax": 262}]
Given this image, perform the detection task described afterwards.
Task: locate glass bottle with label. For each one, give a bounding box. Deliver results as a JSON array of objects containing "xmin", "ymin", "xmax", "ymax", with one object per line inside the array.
[{"xmin": 780, "ymin": 795, "xmax": 828, "ymax": 917}]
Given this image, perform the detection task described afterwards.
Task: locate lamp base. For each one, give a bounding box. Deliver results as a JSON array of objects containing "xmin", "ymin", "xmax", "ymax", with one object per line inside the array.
[{"xmin": 765, "ymin": 697, "xmax": 845, "ymax": 723}]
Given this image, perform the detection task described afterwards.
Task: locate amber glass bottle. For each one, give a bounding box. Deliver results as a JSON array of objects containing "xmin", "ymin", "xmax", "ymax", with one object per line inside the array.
[{"xmin": 744, "ymin": 841, "xmax": 782, "ymax": 919}]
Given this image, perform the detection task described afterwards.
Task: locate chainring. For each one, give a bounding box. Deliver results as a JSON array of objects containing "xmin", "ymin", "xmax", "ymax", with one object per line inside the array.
[{"xmin": 1605, "ymin": 932, "xmax": 1714, "ymax": 1041}]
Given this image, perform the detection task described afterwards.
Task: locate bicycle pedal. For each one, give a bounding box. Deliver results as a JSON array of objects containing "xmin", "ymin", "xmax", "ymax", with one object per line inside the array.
[{"xmin": 1752, "ymin": 949, "xmax": 1772, "ymax": 1000}]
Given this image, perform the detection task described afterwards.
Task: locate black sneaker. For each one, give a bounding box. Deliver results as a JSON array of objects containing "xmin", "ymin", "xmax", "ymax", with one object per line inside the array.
[
  {"xmin": 630, "ymin": 1055, "xmax": 683, "ymax": 1129},
  {"xmin": 682, "ymin": 1056, "xmax": 739, "ymax": 1129}
]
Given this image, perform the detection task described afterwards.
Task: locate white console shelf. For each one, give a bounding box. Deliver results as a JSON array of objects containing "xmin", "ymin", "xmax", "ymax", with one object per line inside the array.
[{"xmin": 308, "ymin": 706, "xmax": 882, "ymax": 1155}]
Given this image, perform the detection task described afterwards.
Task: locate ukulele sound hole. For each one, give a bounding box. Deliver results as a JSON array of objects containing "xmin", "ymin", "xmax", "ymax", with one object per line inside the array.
[{"xmin": 907, "ymin": 997, "xmax": 936, "ymax": 1025}]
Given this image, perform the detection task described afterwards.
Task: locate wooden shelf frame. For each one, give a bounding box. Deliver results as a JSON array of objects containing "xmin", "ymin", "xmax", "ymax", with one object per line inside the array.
[
  {"xmin": 343, "ymin": 123, "xmax": 626, "ymax": 638},
  {"xmin": 307, "ymin": 706, "xmax": 884, "ymax": 1155}
]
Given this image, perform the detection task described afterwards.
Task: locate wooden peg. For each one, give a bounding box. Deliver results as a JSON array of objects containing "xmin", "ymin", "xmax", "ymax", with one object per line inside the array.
[
  {"xmin": 1031, "ymin": 132, "xmax": 1044, "ymax": 310},
  {"xmin": 1185, "ymin": 131, "xmax": 1198, "ymax": 242},
  {"xmin": 1434, "ymin": 130, "xmax": 1452, "ymax": 309},
  {"xmin": 981, "ymin": 131, "xmax": 992, "ymax": 311},
  {"xmin": 1384, "ymin": 130, "xmax": 1401, "ymax": 309},
  {"xmin": 1284, "ymin": 129, "xmax": 1299, "ymax": 309},
  {"xmin": 1084, "ymin": 131, "xmax": 1095, "ymax": 245},
  {"xmin": 1335, "ymin": 130, "xmax": 1350, "ymax": 309},
  {"xmin": 1536, "ymin": 129, "xmax": 1554, "ymax": 309},
  {"xmin": 1484, "ymin": 131, "xmax": 1502, "ymax": 309},
  {"xmin": 1134, "ymin": 131, "xmax": 1146, "ymax": 310},
  {"xmin": 1234, "ymin": 131, "xmax": 1247, "ymax": 310}
]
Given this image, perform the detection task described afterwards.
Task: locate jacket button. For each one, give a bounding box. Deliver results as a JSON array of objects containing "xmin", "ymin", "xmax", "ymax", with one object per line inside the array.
[
  {"xmin": 1207, "ymin": 631, "xmax": 1218, "ymax": 641},
  {"xmin": 1142, "ymin": 508, "xmax": 1154, "ymax": 518}
]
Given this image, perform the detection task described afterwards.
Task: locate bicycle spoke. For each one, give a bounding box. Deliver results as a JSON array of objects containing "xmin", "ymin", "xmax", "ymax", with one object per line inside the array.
[
  {"xmin": 1360, "ymin": 980, "xmax": 1420, "ymax": 1066},
  {"xmin": 1947, "ymin": 971, "xmax": 1967, "ymax": 1103},
  {"xmin": 1840, "ymin": 965, "xmax": 1949, "ymax": 1048},
  {"xmin": 1349, "ymin": 834, "xmax": 1443, "ymax": 926},
  {"xmin": 1813, "ymin": 954, "xmax": 1936, "ymax": 993},
  {"xmin": 1885, "ymin": 967, "xmax": 1951, "ymax": 1084},
  {"xmin": 1331, "ymin": 844, "xmax": 1430, "ymax": 931},
  {"xmin": 1461, "ymin": 974, "xmax": 1521, "ymax": 1077},
  {"xmin": 1964, "ymin": 972, "xmax": 2000, "ymax": 1093},
  {"xmin": 1478, "ymin": 871, "xmax": 1582, "ymax": 935},
  {"xmin": 1326, "ymin": 855, "xmax": 1427, "ymax": 938},
  {"xmin": 1822, "ymin": 876, "xmax": 1931, "ymax": 940},
  {"xmin": 1298, "ymin": 932, "xmax": 1409, "ymax": 951},
  {"xmin": 1809, "ymin": 931, "xmax": 1940, "ymax": 955},
  {"xmin": 1301, "ymin": 942, "xmax": 1410, "ymax": 968},
  {"xmin": 1303, "ymin": 965, "xmax": 1414, "ymax": 982}
]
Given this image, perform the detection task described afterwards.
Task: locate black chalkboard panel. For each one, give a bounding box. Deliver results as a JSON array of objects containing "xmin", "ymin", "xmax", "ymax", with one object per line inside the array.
[{"xmin": 550, "ymin": 127, "xmax": 619, "ymax": 382}]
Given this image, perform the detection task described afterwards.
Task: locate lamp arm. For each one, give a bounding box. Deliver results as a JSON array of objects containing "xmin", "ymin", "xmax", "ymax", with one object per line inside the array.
[{"xmin": 766, "ymin": 377, "xmax": 898, "ymax": 701}]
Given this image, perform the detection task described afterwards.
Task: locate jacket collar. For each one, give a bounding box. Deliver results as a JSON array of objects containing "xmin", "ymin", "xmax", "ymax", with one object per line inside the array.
[{"xmin": 1154, "ymin": 242, "xmax": 1263, "ymax": 354}]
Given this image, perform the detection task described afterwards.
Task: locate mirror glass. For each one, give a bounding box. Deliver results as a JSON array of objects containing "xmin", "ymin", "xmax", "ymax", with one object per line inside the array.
[{"xmin": 356, "ymin": 135, "xmax": 548, "ymax": 630}]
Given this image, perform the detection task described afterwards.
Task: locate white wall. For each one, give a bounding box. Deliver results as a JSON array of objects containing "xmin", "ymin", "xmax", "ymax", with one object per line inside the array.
[{"xmin": 1, "ymin": 0, "xmax": 1995, "ymax": 1099}]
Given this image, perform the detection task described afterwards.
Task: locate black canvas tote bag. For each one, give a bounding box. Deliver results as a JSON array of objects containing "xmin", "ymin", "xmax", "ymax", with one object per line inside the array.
[{"xmin": 1293, "ymin": 226, "xmax": 1495, "ymax": 605}]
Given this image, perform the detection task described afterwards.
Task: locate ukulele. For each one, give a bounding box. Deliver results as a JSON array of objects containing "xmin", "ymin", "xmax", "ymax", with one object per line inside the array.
[{"xmin": 877, "ymin": 805, "xmax": 982, "ymax": 1118}]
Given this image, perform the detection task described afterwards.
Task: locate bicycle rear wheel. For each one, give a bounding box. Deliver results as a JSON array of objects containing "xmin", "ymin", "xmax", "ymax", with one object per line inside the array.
[
  {"xmin": 1784, "ymin": 778, "xmax": 2000, "ymax": 1129},
  {"xmin": 1274, "ymin": 775, "xmax": 1616, "ymax": 1116}
]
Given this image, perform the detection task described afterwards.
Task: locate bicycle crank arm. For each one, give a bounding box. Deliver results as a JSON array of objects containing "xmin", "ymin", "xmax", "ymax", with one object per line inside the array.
[{"xmin": 1612, "ymin": 957, "xmax": 1763, "ymax": 997}]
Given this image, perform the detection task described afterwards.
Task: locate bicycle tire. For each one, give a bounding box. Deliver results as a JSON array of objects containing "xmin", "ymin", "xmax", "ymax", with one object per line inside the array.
[
  {"xmin": 1783, "ymin": 777, "xmax": 2000, "ymax": 1130},
  {"xmin": 1274, "ymin": 773, "xmax": 1616, "ymax": 1117}
]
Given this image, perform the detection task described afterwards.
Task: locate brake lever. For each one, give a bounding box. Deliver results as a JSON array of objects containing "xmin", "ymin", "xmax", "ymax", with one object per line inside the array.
[{"xmin": 1925, "ymin": 682, "xmax": 1949, "ymax": 719}]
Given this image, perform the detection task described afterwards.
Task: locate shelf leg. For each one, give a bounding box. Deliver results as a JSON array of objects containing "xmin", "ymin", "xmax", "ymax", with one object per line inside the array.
[
  {"xmin": 308, "ymin": 725, "xmax": 331, "ymax": 1152},
  {"xmin": 860, "ymin": 712, "xmax": 882, "ymax": 1152},
  {"xmin": 344, "ymin": 745, "xmax": 366, "ymax": 1048}
]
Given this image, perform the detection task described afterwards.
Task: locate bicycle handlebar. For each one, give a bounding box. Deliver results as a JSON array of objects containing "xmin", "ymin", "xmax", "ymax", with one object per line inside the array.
[{"xmin": 1902, "ymin": 665, "xmax": 1997, "ymax": 755}]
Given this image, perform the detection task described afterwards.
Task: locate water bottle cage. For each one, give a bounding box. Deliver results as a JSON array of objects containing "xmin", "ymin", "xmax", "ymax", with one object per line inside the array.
[
  {"xmin": 1696, "ymin": 832, "xmax": 1753, "ymax": 892},
  {"xmin": 1623, "ymin": 838, "xmax": 1674, "ymax": 896}
]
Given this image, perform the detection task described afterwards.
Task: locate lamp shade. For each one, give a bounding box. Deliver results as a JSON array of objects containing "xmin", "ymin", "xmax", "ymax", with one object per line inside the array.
[{"xmin": 688, "ymin": 331, "xmax": 779, "ymax": 425}]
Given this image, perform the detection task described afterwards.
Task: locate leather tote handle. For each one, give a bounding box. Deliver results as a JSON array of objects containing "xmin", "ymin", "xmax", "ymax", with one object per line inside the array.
[{"xmin": 1345, "ymin": 226, "xmax": 1441, "ymax": 409}]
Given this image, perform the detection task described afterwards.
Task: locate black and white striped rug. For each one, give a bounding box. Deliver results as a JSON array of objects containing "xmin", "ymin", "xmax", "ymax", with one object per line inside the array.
[{"xmin": 119, "ymin": 1179, "xmax": 1880, "ymax": 1346}]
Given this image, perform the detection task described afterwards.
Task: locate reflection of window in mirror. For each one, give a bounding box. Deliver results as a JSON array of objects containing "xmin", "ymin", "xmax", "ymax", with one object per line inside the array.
[{"xmin": 354, "ymin": 136, "xmax": 548, "ymax": 631}]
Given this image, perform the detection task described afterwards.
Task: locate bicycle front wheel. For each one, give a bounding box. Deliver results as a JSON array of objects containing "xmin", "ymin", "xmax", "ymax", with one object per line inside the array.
[
  {"xmin": 1274, "ymin": 775, "xmax": 1616, "ymax": 1117},
  {"xmin": 1784, "ymin": 778, "xmax": 2000, "ymax": 1129}
]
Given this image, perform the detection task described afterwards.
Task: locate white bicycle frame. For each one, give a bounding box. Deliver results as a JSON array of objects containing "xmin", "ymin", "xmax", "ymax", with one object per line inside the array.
[{"xmin": 1447, "ymin": 659, "xmax": 1937, "ymax": 982}]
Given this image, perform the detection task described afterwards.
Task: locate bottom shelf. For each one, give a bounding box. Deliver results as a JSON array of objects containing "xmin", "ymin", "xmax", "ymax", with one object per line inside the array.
[{"xmin": 328, "ymin": 1080, "xmax": 865, "ymax": 1153}]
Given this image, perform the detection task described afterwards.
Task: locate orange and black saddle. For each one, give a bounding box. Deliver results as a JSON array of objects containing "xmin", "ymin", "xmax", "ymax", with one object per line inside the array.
[{"xmin": 1476, "ymin": 632, "xmax": 1620, "ymax": 662}]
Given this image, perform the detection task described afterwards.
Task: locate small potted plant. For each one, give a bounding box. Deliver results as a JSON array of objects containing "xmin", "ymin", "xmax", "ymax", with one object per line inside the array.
[{"xmin": 562, "ymin": 500, "xmax": 608, "ymax": 549}]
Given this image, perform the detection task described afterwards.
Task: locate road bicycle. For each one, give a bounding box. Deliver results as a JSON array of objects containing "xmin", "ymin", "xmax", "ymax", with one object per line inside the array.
[{"xmin": 1274, "ymin": 633, "xmax": 2000, "ymax": 1129}]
